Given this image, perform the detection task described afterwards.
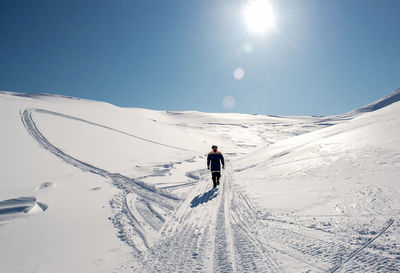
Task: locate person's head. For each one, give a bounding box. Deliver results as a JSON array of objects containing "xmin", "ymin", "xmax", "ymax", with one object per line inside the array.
[{"xmin": 212, "ymin": 145, "xmax": 218, "ymax": 152}]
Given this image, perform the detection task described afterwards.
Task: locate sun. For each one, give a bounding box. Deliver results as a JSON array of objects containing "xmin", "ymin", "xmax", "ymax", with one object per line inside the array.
[{"xmin": 243, "ymin": 0, "xmax": 275, "ymax": 33}]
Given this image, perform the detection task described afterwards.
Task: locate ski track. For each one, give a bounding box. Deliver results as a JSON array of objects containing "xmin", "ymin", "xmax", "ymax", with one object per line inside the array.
[{"xmin": 20, "ymin": 108, "xmax": 399, "ymax": 272}]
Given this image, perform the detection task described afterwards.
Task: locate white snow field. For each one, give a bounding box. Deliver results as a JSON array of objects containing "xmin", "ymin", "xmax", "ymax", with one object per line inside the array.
[{"xmin": 0, "ymin": 89, "xmax": 399, "ymax": 272}]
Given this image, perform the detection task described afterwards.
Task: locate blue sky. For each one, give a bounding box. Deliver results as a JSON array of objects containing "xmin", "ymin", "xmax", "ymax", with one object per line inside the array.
[{"xmin": 0, "ymin": 0, "xmax": 399, "ymax": 116}]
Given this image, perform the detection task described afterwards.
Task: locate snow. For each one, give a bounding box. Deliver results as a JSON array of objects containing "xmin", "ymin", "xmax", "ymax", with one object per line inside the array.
[{"xmin": 0, "ymin": 89, "xmax": 399, "ymax": 272}]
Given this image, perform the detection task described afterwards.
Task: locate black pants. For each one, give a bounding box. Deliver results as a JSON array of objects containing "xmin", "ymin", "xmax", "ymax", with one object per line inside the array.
[{"xmin": 212, "ymin": 172, "xmax": 221, "ymax": 187}]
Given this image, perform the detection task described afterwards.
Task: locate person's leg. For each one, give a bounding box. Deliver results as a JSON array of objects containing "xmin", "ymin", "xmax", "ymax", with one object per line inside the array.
[
  {"xmin": 216, "ymin": 172, "xmax": 221, "ymax": 185},
  {"xmin": 212, "ymin": 172, "xmax": 217, "ymax": 188}
]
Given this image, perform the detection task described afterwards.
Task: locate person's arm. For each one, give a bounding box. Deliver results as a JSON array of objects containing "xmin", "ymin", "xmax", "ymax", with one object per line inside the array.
[
  {"xmin": 221, "ymin": 154, "xmax": 225, "ymax": 169},
  {"xmin": 207, "ymin": 153, "xmax": 211, "ymax": 169}
]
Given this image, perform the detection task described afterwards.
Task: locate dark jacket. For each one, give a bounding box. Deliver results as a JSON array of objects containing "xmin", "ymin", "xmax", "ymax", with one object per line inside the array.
[{"xmin": 207, "ymin": 150, "xmax": 225, "ymax": 172}]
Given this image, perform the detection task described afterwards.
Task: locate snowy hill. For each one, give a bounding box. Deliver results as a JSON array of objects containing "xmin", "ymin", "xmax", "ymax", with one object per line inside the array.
[
  {"xmin": 352, "ymin": 88, "xmax": 400, "ymax": 113},
  {"xmin": 0, "ymin": 90, "xmax": 399, "ymax": 272}
]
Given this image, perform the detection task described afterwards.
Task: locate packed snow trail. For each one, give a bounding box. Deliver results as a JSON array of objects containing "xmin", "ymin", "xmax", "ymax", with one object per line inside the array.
[
  {"xmin": 142, "ymin": 166, "xmax": 282, "ymax": 272},
  {"xmin": 19, "ymin": 108, "xmax": 400, "ymax": 272}
]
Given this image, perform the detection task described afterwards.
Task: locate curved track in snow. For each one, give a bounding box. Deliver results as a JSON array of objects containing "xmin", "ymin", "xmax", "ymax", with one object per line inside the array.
[
  {"xmin": 20, "ymin": 108, "xmax": 399, "ymax": 272},
  {"xmin": 20, "ymin": 108, "xmax": 181, "ymax": 253}
]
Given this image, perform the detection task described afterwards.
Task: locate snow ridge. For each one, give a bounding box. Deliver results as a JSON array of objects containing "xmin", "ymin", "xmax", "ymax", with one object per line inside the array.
[
  {"xmin": 350, "ymin": 88, "xmax": 400, "ymax": 114},
  {"xmin": 0, "ymin": 197, "xmax": 48, "ymax": 225}
]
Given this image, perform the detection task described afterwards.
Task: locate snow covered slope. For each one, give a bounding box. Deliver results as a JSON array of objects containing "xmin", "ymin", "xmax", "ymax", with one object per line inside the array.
[
  {"xmin": 0, "ymin": 90, "xmax": 399, "ymax": 272},
  {"xmin": 351, "ymin": 88, "xmax": 400, "ymax": 114}
]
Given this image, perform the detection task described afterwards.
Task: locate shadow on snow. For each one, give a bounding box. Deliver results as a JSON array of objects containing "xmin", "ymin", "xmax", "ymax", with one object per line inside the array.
[{"xmin": 190, "ymin": 188, "xmax": 219, "ymax": 208}]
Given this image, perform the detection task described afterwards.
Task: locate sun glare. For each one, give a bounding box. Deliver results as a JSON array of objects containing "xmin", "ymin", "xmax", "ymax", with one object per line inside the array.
[{"xmin": 244, "ymin": 0, "xmax": 275, "ymax": 33}]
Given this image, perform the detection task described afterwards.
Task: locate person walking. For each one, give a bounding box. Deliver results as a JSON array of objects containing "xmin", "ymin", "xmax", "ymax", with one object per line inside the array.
[{"xmin": 207, "ymin": 145, "xmax": 225, "ymax": 188}]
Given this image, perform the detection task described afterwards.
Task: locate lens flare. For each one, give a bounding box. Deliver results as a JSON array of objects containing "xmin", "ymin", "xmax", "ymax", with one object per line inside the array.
[
  {"xmin": 222, "ymin": 96, "xmax": 236, "ymax": 110},
  {"xmin": 233, "ymin": 67, "xmax": 245, "ymax": 80},
  {"xmin": 243, "ymin": 42, "xmax": 254, "ymax": 53}
]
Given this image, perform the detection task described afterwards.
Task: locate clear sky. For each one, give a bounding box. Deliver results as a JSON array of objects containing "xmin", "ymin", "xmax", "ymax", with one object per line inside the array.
[{"xmin": 0, "ymin": 0, "xmax": 399, "ymax": 116}]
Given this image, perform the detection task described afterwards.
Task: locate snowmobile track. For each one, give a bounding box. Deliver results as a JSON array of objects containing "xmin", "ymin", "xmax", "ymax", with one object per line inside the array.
[
  {"xmin": 19, "ymin": 108, "xmax": 400, "ymax": 272},
  {"xmin": 20, "ymin": 108, "xmax": 181, "ymax": 254},
  {"xmin": 330, "ymin": 218, "xmax": 396, "ymax": 273},
  {"xmin": 20, "ymin": 108, "xmax": 289, "ymax": 271},
  {"xmin": 213, "ymin": 176, "xmax": 235, "ymax": 273},
  {"xmin": 229, "ymin": 183, "xmax": 282, "ymax": 273}
]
